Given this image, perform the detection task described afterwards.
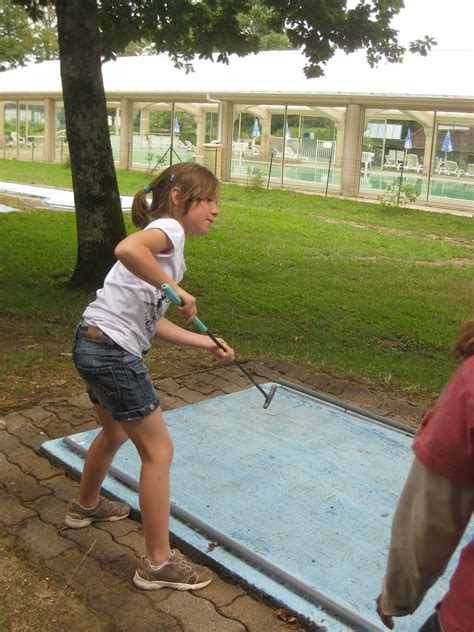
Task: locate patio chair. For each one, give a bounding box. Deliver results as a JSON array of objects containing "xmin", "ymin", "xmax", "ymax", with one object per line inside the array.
[
  {"xmin": 434, "ymin": 157, "xmax": 444, "ymax": 173},
  {"xmin": 273, "ymin": 146, "xmax": 298, "ymax": 159},
  {"xmin": 404, "ymin": 153, "xmax": 423, "ymax": 173},
  {"xmin": 361, "ymin": 151, "xmax": 374, "ymax": 172},
  {"xmin": 184, "ymin": 140, "xmax": 196, "ymax": 152},
  {"xmin": 10, "ymin": 131, "xmax": 26, "ymax": 145},
  {"xmin": 284, "ymin": 146, "xmax": 298, "ymax": 159},
  {"xmin": 9, "ymin": 131, "xmax": 32, "ymax": 148},
  {"xmin": 466, "ymin": 164, "xmax": 474, "ymax": 177},
  {"xmin": 384, "ymin": 150, "xmax": 403, "ymax": 169},
  {"xmin": 439, "ymin": 160, "xmax": 460, "ymax": 176}
]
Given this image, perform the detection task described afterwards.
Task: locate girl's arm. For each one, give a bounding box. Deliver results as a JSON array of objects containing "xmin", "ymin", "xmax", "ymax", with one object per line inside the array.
[
  {"xmin": 377, "ymin": 458, "xmax": 473, "ymax": 627},
  {"xmin": 115, "ymin": 228, "xmax": 196, "ymax": 320},
  {"xmin": 155, "ymin": 318, "xmax": 234, "ymax": 361}
]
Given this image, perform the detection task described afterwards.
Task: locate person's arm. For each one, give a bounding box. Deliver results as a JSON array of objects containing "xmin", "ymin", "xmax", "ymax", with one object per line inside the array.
[
  {"xmin": 115, "ymin": 228, "xmax": 196, "ymax": 321},
  {"xmin": 155, "ymin": 317, "xmax": 234, "ymax": 362},
  {"xmin": 376, "ymin": 458, "xmax": 474, "ymax": 628}
]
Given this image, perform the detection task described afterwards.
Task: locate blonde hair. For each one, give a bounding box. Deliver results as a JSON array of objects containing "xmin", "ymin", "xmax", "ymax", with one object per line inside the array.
[
  {"xmin": 450, "ymin": 319, "xmax": 474, "ymax": 358},
  {"xmin": 131, "ymin": 163, "xmax": 219, "ymax": 229}
]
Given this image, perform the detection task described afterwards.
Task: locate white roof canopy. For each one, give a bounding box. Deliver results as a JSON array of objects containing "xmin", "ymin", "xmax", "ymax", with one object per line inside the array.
[{"xmin": 0, "ymin": 49, "xmax": 472, "ymax": 110}]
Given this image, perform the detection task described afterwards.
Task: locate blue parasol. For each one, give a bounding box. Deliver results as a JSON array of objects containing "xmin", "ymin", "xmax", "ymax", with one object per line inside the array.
[
  {"xmin": 285, "ymin": 120, "xmax": 291, "ymax": 140},
  {"xmin": 441, "ymin": 130, "xmax": 453, "ymax": 162},
  {"xmin": 252, "ymin": 118, "xmax": 261, "ymax": 138},
  {"xmin": 173, "ymin": 116, "xmax": 180, "ymax": 134},
  {"xmin": 404, "ymin": 128, "xmax": 412, "ymax": 150},
  {"xmin": 397, "ymin": 127, "xmax": 413, "ymax": 206}
]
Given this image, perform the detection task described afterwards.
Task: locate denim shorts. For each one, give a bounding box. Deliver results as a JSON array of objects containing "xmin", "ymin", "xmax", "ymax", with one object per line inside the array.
[{"xmin": 72, "ymin": 323, "xmax": 160, "ymax": 422}]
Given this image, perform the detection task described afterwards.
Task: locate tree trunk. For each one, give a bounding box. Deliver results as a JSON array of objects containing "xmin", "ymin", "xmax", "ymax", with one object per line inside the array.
[{"xmin": 55, "ymin": 0, "xmax": 126, "ymax": 290}]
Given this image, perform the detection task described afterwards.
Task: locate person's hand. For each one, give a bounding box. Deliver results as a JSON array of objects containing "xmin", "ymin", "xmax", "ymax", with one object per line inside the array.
[
  {"xmin": 176, "ymin": 289, "xmax": 197, "ymax": 323},
  {"xmin": 209, "ymin": 338, "xmax": 234, "ymax": 363},
  {"xmin": 376, "ymin": 595, "xmax": 394, "ymax": 629}
]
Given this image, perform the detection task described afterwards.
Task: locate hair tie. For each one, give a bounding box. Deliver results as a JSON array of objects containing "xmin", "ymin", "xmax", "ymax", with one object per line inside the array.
[{"xmin": 144, "ymin": 184, "xmax": 152, "ymax": 193}]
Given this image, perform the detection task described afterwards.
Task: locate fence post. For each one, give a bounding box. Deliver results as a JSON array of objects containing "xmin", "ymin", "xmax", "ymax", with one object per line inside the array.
[
  {"xmin": 267, "ymin": 153, "xmax": 274, "ymax": 189},
  {"xmin": 325, "ymin": 144, "xmax": 334, "ymax": 196}
]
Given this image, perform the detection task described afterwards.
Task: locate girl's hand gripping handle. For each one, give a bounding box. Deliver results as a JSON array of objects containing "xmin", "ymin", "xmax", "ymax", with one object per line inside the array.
[
  {"xmin": 161, "ymin": 284, "xmax": 208, "ymax": 334},
  {"xmin": 162, "ymin": 284, "xmax": 233, "ymax": 361}
]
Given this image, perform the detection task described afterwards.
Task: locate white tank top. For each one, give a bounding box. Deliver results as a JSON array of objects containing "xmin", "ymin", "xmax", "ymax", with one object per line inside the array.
[{"xmin": 83, "ymin": 217, "xmax": 186, "ymax": 357}]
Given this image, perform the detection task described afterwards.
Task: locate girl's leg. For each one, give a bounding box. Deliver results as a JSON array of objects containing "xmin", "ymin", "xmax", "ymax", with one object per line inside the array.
[
  {"xmin": 76, "ymin": 403, "xmax": 129, "ymax": 508},
  {"xmin": 120, "ymin": 407, "xmax": 173, "ymax": 566}
]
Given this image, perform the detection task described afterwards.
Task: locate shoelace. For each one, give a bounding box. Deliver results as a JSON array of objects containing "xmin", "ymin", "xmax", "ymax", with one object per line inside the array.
[{"xmin": 173, "ymin": 552, "xmax": 196, "ymax": 575}]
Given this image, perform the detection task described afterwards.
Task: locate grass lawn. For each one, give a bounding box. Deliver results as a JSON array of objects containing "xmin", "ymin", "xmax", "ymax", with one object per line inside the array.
[{"xmin": 1, "ymin": 159, "xmax": 473, "ymax": 413}]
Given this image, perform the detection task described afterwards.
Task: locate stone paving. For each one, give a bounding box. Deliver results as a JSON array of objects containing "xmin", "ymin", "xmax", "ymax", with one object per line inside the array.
[{"xmin": 0, "ymin": 361, "xmax": 428, "ymax": 632}]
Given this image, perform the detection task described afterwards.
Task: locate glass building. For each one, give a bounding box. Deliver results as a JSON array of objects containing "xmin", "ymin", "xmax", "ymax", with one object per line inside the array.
[{"xmin": 1, "ymin": 50, "xmax": 473, "ymax": 213}]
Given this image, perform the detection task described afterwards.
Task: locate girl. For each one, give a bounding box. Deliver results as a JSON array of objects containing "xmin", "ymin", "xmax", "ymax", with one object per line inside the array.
[
  {"xmin": 376, "ymin": 319, "xmax": 474, "ymax": 631},
  {"xmin": 66, "ymin": 163, "xmax": 234, "ymax": 591}
]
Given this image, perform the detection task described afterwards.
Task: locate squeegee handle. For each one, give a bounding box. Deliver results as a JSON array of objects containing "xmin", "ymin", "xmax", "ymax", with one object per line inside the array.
[
  {"xmin": 161, "ymin": 283, "xmax": 213, "ymax": 338},
  {"xmin": 162, "ymin": 285, "xmax": 269, "ymax": 401}
]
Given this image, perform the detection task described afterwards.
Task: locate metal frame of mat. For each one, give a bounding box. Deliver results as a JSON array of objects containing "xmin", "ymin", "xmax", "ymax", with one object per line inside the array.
[
  {"xmin": 63, "ymin": 433, "xmax": 377, "ymax": 632},
  {"xmin": 42, "ymin": 381, "xmax": 463, "ymax": 632}
]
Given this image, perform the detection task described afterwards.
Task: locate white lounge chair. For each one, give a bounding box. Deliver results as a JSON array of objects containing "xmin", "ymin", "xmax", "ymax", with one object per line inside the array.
[
  {"xmin": 384, "ymin": 150, "xmax": 404, "ymax": 169},
  {"xmin": 9, "ymin": 131, "xmax": 32, "ymax": 148},
  {"xmin": 465, "ymin": 164, "xmax": 474, "ymax": 177},
  {"xmin": 184, "ymin": 140, "xmax": 196, "ymax": 152},
  {"xmin": 434, "ymin": 157, "xmax": 443, "ymax": 173},
  {"xmin": 438, "ymin": 160, "xmax": 460, "ymax": 176},
  {"xmin": 404, "ymin": 154, "xmax": 423, "ymax": 173},
  {"xmin": 273, "ymin": 146, "xmax": 298, "ymax": 159}
]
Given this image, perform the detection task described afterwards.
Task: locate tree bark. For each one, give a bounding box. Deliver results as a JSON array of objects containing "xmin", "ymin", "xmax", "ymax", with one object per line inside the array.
[{"xmin": 55, "ymin": 0, "xmax": 126, "ymax": 289}]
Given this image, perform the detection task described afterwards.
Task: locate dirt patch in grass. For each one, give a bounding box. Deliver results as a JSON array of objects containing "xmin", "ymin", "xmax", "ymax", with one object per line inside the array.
[
  {"xmin": 0, "ymin": 192, "xmax": 52, "ymax": 211},
  {"xmin": 319, "ymin": 215, "xmax": 474, "ymax": 247}
]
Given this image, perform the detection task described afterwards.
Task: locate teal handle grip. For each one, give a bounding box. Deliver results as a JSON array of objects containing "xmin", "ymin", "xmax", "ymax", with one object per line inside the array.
[
  {"xmin": 161, "ymin": 283, "xmax": 182, "ymax": 306},
  {"xmin": 161, "ymin": 283, "xmax": 208, "ymax": 334}
]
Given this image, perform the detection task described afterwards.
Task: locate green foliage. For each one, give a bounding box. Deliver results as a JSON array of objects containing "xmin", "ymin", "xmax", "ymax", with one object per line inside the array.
[
  {"xmin": 0, "ymin": 0, "xmax": 58, "ymax": 70},
  {"xmin": 143, "ymin": 134, "xmax": 167, "ymax": 175},
  {"xmin": 0, "ymin": 0, "xmax": 35, "ymax": 70},
  {"xmin": 378, "ymin": 181, "xmax": 419, "ymax": 210},
  {"xmin": 237, "ymin": 1, "xmax": 292, "ymax": 50},
  {"xmin": 246, "ymin": 166, "xmax": 266, "ymax": 190}
]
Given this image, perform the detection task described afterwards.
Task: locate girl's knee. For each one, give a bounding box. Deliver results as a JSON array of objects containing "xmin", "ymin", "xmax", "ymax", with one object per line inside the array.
[
  {"xmin": 101, "ymin": 429, "xmax": 128, "ymax": 452},
  {"xmin": 158, "ymin": 435, "xmax": 174, "ymax": 465},
  {"xmin": 143, "ymin": 436, "xmax": 174, "ymax": 467}
]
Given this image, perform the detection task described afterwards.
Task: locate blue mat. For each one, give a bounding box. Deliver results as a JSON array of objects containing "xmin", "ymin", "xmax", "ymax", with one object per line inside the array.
[{"xmin": 42, "ymin": 382, "xmax": 472, "ymax": 631}]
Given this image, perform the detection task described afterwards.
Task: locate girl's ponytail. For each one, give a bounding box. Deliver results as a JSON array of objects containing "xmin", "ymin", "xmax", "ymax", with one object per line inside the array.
[
  {"xmin": 450, "ymin": 319, "xmax": 474, "ymax": 358},
  {"xmin": 131, "ymin": 188, "xmax": 152, "ymax": 229}
]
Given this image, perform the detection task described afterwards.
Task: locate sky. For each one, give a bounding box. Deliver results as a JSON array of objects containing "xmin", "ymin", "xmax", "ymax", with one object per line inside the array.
[{"xmin": 375, "ymin": 0, "xmax": 473, "ymax": 52}]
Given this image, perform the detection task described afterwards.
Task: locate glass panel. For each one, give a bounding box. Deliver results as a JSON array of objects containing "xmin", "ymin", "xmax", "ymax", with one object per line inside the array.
[
  {"xmin": 130, "ymin": 104, "xmax": 172, "ymax": 170},
  {"xmin": 205, "ymin": 110, "xmax": 218, "ymax": 143},
  {"xmin": 230, "ymin": 104, "xmax": 341, "ymax": 194},
  {"xmin": 428, "ymin": 112, "xmax": 474, "ymax": 210},
  {"xmin": 230, "ymin": 104, "xmax": 285, "ymax": 187},
  {"xmin": 2, "ymin": 102, "xmax": 47, "ymax": 161},
  {"xmin": 283, "ymin": 109, "xmax": 338, "ymax": 192},
  {"xmin": 361, "ymin": 110, "xmax": 430, "ymax": 202},
  {"xmin": 56, "ymin": 104, "xmax": 69, "ymax": 163},
  {"xmin": 2, "ymin": 102, "xmax": 16, "ymax": 158},
  {"xmin": 25, "ymin": 104, "xmax": 45, "ymax": 162},
  {"xmin": 360, "ymin": 109, "xmax": 474, "ymax": 211},
  {"xmin": 128, "ymin": 103, "xmax": 207, "ymax": 171},
  {"xmin": 106, "ymin": 105, "xmax": 120, "ymax": 163}
]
